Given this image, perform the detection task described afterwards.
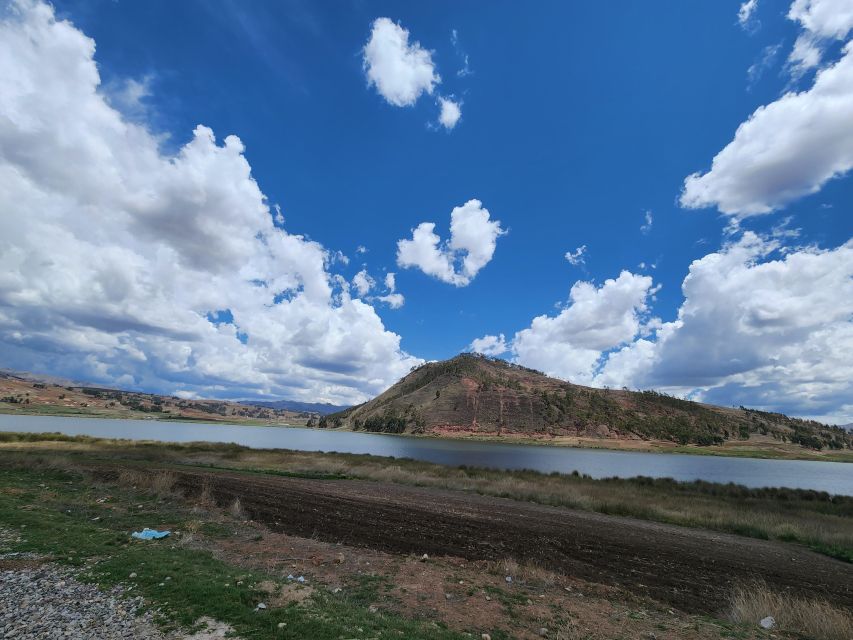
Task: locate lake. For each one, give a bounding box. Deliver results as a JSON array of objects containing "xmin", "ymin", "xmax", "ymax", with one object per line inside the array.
[{"xmin": 1, "ymin": 413, "xmax": 851, "ymax": 495}]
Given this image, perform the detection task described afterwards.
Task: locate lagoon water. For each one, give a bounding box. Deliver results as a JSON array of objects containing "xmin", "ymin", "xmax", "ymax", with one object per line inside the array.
[{"xmin": 1, "ymin": 413, "xmax": 851, "ymax": 495}]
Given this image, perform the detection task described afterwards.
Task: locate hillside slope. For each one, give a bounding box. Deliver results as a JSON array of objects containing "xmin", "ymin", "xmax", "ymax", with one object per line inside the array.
[
  {"xmin": 0, "ymin": 372, "xmax": 309, "ymax": 425},
  {"xmin": 330, "ymin": 354, "xmax": 851, "ymax": 451}
]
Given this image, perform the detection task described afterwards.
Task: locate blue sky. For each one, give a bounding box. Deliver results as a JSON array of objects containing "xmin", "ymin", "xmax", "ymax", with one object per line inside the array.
[{"xmin": 1, "ymin": 0, "xmax": 852, "ymax": 422}]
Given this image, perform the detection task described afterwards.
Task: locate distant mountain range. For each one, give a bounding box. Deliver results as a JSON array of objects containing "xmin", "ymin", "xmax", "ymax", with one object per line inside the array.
[
  {"xmin": 330, "ymin": 353, "xmax": 851, "ymax": 452},
  {"xmin": 1, "ymin": 368, "xmax": 350, "ymax": 417},
  {"xmin": 242, "ymin": 400, "xmax": 350, "ymax": 415}
]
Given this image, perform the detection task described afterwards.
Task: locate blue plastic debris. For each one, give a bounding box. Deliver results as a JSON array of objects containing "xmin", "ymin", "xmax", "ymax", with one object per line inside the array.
[{"xmin": 131, "ymin": 528, "xmax": 170, "ymax": 540}]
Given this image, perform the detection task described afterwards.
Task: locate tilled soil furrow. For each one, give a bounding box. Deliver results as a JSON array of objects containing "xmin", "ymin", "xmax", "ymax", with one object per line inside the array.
[{"xmin": 93, "ymin": 465, "xmax": 853, "ymax": 614}]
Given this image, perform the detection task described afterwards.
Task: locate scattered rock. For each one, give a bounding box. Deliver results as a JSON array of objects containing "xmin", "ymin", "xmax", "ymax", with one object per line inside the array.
[
  {"xmin": 184, "ymin": 616, "xmax": 237, "ymax": 639},
  {"xmin": 0, "ymin": 560, "xmax": 165, "ymax": 639}
]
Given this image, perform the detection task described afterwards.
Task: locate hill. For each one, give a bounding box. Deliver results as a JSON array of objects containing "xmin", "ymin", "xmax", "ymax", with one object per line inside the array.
[
  {"xmin": 0, "ymin": 371, "xmax": 308, "ymax": 425},
  {"xmin": 242, "ymin": 399, "xmax": 350, "ymax": 415},
  {"xmin": 329, "ymin": 353, "xmax": 852, "ymax": 452}
]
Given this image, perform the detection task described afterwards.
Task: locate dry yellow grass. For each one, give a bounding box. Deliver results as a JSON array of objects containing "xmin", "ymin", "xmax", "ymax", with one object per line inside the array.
[
  {"xmin": 115, "ymin": 468, "xmax": 178, "ymax": 497},
  {"xmin": 229, "ymin": 497, "xmax": 246, "ymax": 520},
  {"xmin": 1, "ymin": 436, "xmax": 850, "ymax": 561},
  {"xmin": 729, "ymin": 580, "xmax": 853, "ymax": 640},
  {"xmin": 486, "ymin": 557, "xmax": 557, "ymax": 587}
]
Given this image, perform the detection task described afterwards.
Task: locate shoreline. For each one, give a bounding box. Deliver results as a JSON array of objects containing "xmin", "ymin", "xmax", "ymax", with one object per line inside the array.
[{"xmin": 1, "ymin": 406, "xmax": 851, "ymax": 463}]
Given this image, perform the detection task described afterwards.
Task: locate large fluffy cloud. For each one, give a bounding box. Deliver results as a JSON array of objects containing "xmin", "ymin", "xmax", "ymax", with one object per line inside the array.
[
  {"xmin": 511, "ymin": 272, "xmax": 657, "ymax": 385},
  {"xmin": 596, "ymin": 233, "xmax": 853, "ymax": 423},
  {"xmin": 0, "ymin": 0, "xmax": 421, "ymax": 404},
  {"xmin": 681, "ymin": 41, "xmax": 853, "ymax": 216},
  {"xmin": 482, "ymin": 232, "xmax": 853, "ymax": 423},
  {"xmin": 396, "ymin": 199, "xmax": 505, "ymax": 286},
  {"xmin": 362, "ymin": 18, "xmax": 440, "ymax": 107},
  {"xmin": 682, "ymin": 0, "xmax": 853, "ymax": 217},
  {"xmin": 362, "ymin": 18, "xmax": 463, "ymax": 129}
]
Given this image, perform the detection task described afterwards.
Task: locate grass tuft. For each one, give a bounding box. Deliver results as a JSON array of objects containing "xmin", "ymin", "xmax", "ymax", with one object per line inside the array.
[{"xmin": 729, "ymin": 580, "xmax": 853, "ymax": 640}]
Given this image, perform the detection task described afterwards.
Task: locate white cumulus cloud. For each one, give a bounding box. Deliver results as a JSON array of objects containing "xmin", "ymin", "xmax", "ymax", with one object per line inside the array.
[
  {"xmin": 680, "ymin": 39, "xmax": 853, "ymax": 216},
  {"xmin": 396, "ymin": 199, "xmax": 505, "ymax": 286},
  {"xmin": 376, "ymin": 272, "xmax": 405, "ymax": 309},
  {"xmin": 511, "ymin": 272, "xmax": 657, "ymax": 385},
  {"xmin": 0, "ymin": 0, "xmax": 421, "ymax": 404},
  {"xmin": 362, "ymin": 17, "xmax": 440, "ymax": 107},
  {"xmin": 787, "ymin": 0, "xmax": 853, "ymax": 73},
  {"xmin": 437, "ymin": 96, "xmax": 461, "ymax": 129},
  {"xmin": 595, "ymin": 233, "xmax": 853, "ymax": 423},
  {"xmin": 352, "ymin": 269, "xmax": 376, "ymax": 297},
  {"xmin": 469, "ymin": 334, "xmax": 508, "ymax": 357}
]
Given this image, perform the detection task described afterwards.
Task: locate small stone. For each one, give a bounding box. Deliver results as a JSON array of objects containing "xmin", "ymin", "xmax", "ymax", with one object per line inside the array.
[
  {"xmin": 278, "ymin": 622, "xmax": 287, "ymax": 628},
  {"xmin": 420, "ymin": 554, "xmax": 429, "ymax": 561},
  {"xmin": 759, "ymin": 616, "xmax": 776, "ymax": 630},
  {"xmin": 128, "ymin": 573, "xmax": 137, "ymax": 579},
  {"xmin": 368, "ymin": 605, "xmax": 378, "ymax": 614},
  {"xmin": 482, "ymin": 634, "xmax": 492, "ymax": 640},
  {"xmin": 485, "ymin": 595, "xmax": 491, "ymax": 601},
  {"xmin": 445, "ymin": 593, "xmax": 452, "ymax": 600},
  {"xmin": 256, "ymin": 602, "xmax": 267, "ymax": 610},
  {"xmin": 538, "ymin": 628, "xmax": 549, "ymax": 637},
  {"xmin": 505, "ymin": 576, "xmax": 512, "ymax": 583}
]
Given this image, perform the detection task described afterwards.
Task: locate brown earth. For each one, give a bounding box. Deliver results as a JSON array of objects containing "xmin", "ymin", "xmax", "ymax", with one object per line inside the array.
[
  {"xmin": 92, "ymin": 464, "xmax": 853, "ymax": 616},
  {"xmin": 333, "ymin": 354, "xmax": 852, "ymax": 452},
  {"xmin": 0, "ymin": 372, "xmax": 305, "ymax": 424}
]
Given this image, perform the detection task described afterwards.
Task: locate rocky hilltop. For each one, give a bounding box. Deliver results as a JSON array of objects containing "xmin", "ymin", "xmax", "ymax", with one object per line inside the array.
[{"xmin": 329, "ymin": 353, "xmax": 851, "ymax": 451}]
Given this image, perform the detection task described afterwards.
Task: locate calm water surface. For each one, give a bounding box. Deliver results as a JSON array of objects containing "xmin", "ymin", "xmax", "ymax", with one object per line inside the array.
[{"xmin": 1, "ymin": 414, "xmax": 851, "ymax": 495}]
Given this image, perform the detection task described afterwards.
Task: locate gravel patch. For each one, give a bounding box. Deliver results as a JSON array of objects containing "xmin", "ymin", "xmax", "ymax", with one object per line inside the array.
[{"xmin": 0, "ymin": 557, "xmax": 168, "ymax": 639}]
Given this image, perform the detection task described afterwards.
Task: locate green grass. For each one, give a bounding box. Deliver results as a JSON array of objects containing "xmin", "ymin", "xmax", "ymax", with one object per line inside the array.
[
  {"xmin": 2, "ymin": 433, "xmax": 851, "ymax": 564},
  {"xmin": 0, "ymin": 466, "xmax": 466, "ymax": 639}
]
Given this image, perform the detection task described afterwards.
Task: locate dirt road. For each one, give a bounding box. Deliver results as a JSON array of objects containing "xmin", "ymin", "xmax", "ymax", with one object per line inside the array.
[{"xmin": 99, "ymin": 466, "xmax": 853, "ymax": 615}]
